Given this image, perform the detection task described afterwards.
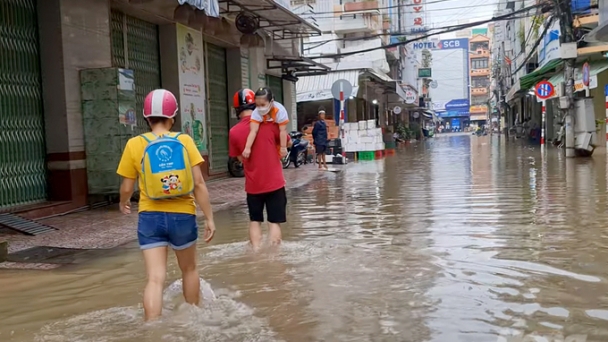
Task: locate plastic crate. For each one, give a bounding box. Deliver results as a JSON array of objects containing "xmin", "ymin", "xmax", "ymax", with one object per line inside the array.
[{"xmin": 358, "ymin": 151, "xmax": 375, "ymax": 160}]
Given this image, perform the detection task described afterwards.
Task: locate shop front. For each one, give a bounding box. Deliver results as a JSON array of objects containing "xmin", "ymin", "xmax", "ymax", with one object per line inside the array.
[{"xmin": 0, "ymin": 0, "xmax": 47, "ymax": 209}]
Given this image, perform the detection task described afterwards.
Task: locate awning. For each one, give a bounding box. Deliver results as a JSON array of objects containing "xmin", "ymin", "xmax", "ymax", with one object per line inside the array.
[
  {"xmin": 296, "ymin": 70, "xmax": 360, "ymax": 102},
  {"xmin": 518, "ymin": 59, "xmax": 562, "ymax": 93},
  {"xmin": 507, "ymin": 59, "xmax": 562, "ymax": 103},
  {"xmin": 266, "ymin": 55, "xmax": 330, "ymax": 78},
  {"xmin": 220, "ymin": 0, "xmax": 321, "ymax": 40},
  {"xmin": 363, "ymin": 68, "xmax": 408, "ymax": 102},
  {"xmin": 547, "ymin": 60, "xmax": 608, "ymax": 87}
]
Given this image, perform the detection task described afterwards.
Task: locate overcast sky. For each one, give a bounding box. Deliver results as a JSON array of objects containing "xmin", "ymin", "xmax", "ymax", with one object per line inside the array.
[{"xmin": 424, "ymin": 0, "xmax": 500, "ymax": 38}]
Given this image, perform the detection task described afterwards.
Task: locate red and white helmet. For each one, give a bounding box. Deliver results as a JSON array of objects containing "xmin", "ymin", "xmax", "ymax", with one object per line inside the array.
[{"xmin": 143, "ymin": 89, "xmax": 178, "ymax": 118}]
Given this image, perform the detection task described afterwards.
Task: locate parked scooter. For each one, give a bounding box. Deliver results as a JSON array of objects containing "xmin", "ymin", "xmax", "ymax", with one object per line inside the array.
[
  {"xmin": 282, "ymin": 131, "xmax": 309, "ymax": 169},
  {"xmin": 228, "ymin": 156, "xmax": 244, "ymax": 177}
]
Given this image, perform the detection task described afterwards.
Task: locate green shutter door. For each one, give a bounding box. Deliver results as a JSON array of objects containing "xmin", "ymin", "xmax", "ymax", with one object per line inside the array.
[
  {"xmin": 206, "ymin": 43, "xmax": 229, "ymax": 173},
  {"xmin": 266, "ymin": 75, "xmax": 283, "ymax": 104},
  {"xmin": 110, "ymin": 10, "xmax": 161, "ymax": 136},
  {"xmin": 0, "ymin": 0, "xmax": 47, "ymax": 209}
]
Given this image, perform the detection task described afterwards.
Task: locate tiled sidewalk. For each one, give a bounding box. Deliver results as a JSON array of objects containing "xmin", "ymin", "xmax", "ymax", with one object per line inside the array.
[{"xmin": 0, "ymin": 164, "xmax": 323, "ymax": 270}]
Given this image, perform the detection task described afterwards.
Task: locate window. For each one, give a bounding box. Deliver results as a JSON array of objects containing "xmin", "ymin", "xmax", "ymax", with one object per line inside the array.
[
  {"xmin": 471, "ymin": 77, "xmax": 489, "ymax": 88},
  {"xmin": 471, "ymin": 58, "xmax": 489, "ymax": 70}
]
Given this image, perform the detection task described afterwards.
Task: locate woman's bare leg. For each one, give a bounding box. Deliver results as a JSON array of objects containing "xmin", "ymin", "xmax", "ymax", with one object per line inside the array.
[
  {"xmin": 142, "ymin": 247, "xmax": 168, "ymax": 321},
  {"xmin": 174, "ymin": 244, "xmax": 200, "ymax": 306}
]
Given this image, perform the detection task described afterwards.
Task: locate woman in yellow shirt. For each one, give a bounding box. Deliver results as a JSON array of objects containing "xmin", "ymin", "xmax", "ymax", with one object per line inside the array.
[{"xmin": 116, "ymin": 89, "xmax": 216, "ymax": 321}]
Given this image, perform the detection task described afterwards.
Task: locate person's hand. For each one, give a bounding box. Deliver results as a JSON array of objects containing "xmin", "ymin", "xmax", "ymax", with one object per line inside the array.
[
  {"xmin": 204, "ymin": 219, "xmax": 216, "ymax": 243},
  {"xmin": 119, "ymin": 201, "xmax": 131, "ymax": 214},
  {"xmin": 242, "ymin": 147, "xmax": 251, "ymax": 158},
  {"xmin": 280, "ymin": 147, "xmax": 288, "ymax": 157}
]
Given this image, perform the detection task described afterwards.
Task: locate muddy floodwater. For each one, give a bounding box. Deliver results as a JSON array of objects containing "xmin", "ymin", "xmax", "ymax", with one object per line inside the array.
[{"xmin": 2, "ymin": 135, "xmax": 608, "ymax": 342}]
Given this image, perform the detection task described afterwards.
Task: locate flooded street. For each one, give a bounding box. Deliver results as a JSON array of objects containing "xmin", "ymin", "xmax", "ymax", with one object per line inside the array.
[{"xmin": 3, "ymin": 134, "xmax": 608, "ymax": 341}]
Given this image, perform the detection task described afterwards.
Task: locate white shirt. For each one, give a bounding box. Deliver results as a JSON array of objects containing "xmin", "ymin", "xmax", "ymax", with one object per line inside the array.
[{"xmin": 251, "ymin": 101, "xmax": 290, "ymax": 125}]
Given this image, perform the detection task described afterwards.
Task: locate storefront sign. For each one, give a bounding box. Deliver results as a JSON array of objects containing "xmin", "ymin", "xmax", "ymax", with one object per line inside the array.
[
  {"xmin": 240, "ymin": 47, "xmax": 250, "ymax": 88},
  {"xmin": 538, "ymin": 19, "xmax": 560, "ymax": 68},
  {"xmin": 470, "ymin": 114, "xmax": 487, "ymax": 121},
  {"xmin": 418, "ymin": 68, "xmax": 432, "ymax": 78},
  {"xmin": 574, "ymin": 75, "xmax": 598, "ymax": 92},
  {"xmin": 445, "ymin": 98, "xmax": 470, "ymax": 111},
  {"xmin": 412, "ymin": 38, "xmax": 468, "ymax": 50},
  {"xmin": 176, "ymin": 23, "xmax": 208, "ymax": 153},
  {"xmin": 470, "ymin": 105, "xmax": 488, "ymax": 113}
]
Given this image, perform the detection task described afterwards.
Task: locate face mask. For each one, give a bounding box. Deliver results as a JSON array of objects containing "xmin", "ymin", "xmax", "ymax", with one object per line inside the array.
[{"xmin": 257, "ymin": 103, "xmax": 271, "ymax": 115}]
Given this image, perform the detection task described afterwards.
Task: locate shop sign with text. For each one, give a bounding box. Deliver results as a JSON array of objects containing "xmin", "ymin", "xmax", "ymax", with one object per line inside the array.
[{"xmin": 410, "ymin": 0, "xmax": 425, "ymax": 33}]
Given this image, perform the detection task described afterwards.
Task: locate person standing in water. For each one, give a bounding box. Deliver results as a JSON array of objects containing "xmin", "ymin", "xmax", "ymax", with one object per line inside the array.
[
  {"xmin": 312, "ymin": 108, "xmax": 329, "ymax": 170},
  {"xmin": 229, "ymin": 88, "xmax": 289, "ymax": 250},
  {"xmin": 117, "ymin": 89, "xmax": 216, "ymax": 321}
]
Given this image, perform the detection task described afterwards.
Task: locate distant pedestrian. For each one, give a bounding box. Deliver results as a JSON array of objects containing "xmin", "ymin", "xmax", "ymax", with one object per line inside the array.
[
  {"xmin": 116, "ymin": 89, "xmax": 216, "ymax": 321},
  {"xmin": 312, "ymin": 108, "xmax": 328, "ymax": 170},
  {"xmin": 229, "ymin": 89, "xmax": 289, "ymax": 250}
]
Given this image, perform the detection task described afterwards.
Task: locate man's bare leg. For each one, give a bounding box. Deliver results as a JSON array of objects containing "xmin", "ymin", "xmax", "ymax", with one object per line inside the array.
[
  {"xmin": 321, "ymin": 154, "xmax": 328, "ymax": 169},
  {"xmin": 268, "ymin": 223, "xmax": 282, "ymax": 245},
  {"xmin": 142, "ymin": 247, "xmax": 168, "ymax": 321},
  {"xmin": 249, "ymin": 221, "xmax": 263, "ymax": 250},
  {"xmin": 174, "ymin": 244, "xmax": 200, "ymax": 306}
]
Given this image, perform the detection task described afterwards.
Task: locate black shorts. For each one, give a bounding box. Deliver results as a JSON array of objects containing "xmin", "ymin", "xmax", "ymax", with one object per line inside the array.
[
  {"xmin": 315, "ymin": 144, "xmax": 327, "ymax": 154},
  {"xmin": 246, "ymin": 187, "xmax": 287, "ymax": 223}
]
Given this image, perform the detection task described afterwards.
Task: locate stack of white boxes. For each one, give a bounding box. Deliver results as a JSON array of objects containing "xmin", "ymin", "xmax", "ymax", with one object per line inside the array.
[{"xmin": 342, "ymin": 120, "xmax": 385, "ymax": 152}]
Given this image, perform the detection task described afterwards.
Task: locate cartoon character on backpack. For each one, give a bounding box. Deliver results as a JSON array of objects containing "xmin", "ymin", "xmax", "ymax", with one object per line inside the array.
[
  {"xmin": 168, "ymin": 174, "xmax": 182, "ymax": 191},
  {"xmin": 160, "ymin": 176, "xmax": 171, "ymax": 194}
]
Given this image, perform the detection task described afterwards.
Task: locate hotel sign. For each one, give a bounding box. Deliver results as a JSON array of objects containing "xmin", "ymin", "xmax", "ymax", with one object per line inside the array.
[{"xmin": 410, "ymin": 0, "xmax": 426, "ymax": 33}]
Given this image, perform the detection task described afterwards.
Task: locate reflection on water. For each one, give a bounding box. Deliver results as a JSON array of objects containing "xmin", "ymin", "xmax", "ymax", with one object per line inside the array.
[{"xmin": 3, "ymin": 135, "xmax": 608, "ymax": 341}]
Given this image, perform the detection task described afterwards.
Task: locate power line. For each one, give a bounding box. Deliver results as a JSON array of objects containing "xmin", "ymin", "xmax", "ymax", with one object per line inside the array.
[
  {"xmin": 303, "ymin": 12, "xmax": 534, "ymax": 49},
  {"xmin": 510, "ymin": 15, "xmax": 556, "ymax": 76},
  {"xmin": 307, "ymin": 5, "xmax": 544, "ymax": 59},
  {"xmin": 300, "ymin": 2, "xmax": 501, "ymax": 17}
]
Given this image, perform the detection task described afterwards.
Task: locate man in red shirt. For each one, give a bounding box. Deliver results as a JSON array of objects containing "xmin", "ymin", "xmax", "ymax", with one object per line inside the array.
[{"xmin": 229, "ymin": 89, "xmax": 290, "ymax": 249}]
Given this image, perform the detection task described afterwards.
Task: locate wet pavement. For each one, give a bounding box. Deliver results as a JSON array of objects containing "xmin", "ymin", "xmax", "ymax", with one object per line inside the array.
[
  {"xmin": 2, "ymin": 135, "xmax": 608, "ymax": 341},
  {"xmin": 0, "ymin": 164, "xmax": 322, "ymax": 270}
]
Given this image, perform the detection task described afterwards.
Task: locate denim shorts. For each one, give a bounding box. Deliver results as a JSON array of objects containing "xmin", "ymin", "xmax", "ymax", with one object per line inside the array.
[{"xmin": 137, "ymin": 212, "xmax": 198, "ymax": 250}]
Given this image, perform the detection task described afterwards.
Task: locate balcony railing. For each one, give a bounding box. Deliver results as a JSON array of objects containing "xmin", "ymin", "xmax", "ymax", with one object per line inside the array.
[
  {"xmin": 471, "ymin": 87, "xmax": 488, "ymax": 95},
  {"xmin": 470, "ymin": 68, "xmax": 490, "ymax": 76},
  {"xmin": 343, "ymin": 1, "xmax": 379, "ymax": 11},
  {"xmin": 470, "ymin": 49, "xmax": 490, "ymax": 58},
  {"xmin": 333, "ymin": 2, "xmax": 381, "ymax": 33}
]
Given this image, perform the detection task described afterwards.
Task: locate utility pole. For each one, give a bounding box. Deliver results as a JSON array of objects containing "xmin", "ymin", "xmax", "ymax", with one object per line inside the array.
[{"xmin": 557, "ymin": 0, "xmax": 576, "ymax": 157}]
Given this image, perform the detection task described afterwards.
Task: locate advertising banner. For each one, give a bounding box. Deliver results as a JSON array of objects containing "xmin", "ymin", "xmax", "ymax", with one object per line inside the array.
[{"xmin": 176, "ymin": 23, "xmax": 208, "ymax": 153}]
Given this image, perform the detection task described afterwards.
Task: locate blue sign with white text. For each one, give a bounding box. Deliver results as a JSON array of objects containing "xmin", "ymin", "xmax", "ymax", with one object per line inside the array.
[
  {"xmin": 445, "ymin": 99, "xmax": 470, "ymax": 111},
  {"xmin": 439, "ymin": 38, "xmax": 469, "ymax": 50},
  {"xmin": 439, "ymin": 110, "xmax": 469, "ymax": 118}
]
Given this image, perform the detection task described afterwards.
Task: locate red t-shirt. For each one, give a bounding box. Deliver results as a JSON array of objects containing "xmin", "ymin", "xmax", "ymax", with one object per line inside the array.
[{"xmin": 229, "ymin": 116, "xmax": 288, "ymax": 195}]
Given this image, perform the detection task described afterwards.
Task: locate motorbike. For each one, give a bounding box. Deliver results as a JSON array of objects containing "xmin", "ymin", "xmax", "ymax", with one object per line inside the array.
[
  {"xmin": 227, "ymin": 156, "xmax": 244, "ymax": 177},
  {"xmin": 282, "ymin": 131, "xmax": 309, "ymax": 169}
]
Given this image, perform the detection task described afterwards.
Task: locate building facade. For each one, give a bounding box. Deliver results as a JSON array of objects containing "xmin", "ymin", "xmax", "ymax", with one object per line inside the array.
[
  {"xmin": 469, "ymin": 34, "xmax": 491, "ymax": 127},
  {"xmin": 0, "ymin": 0, "xmax": 321, "ymax": 213},
  {"xmin": 293, "ymin": 0, "xmax": 411, "ymax": 131}
]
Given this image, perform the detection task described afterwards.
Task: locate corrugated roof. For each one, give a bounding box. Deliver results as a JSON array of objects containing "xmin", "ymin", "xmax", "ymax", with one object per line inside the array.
[{"xmin": 296, "ymin": 70, "xmax": 360, "ymax": 103}]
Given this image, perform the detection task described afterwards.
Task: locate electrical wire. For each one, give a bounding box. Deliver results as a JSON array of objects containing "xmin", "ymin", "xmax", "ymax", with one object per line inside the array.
[
  {"xmin": 299, "ymin": 2, "xmax": 501, "ymax": 17},
  {"xmin": 306, "ymin": 5, "xmax": 544, "ymax": 59},
  {"xmin": 303, "ymin": 12, "xmax": 535, "ymax": 49},
  {"xmin": 510, "ymin": 15, "xmax": 556, "ymax": 76}
]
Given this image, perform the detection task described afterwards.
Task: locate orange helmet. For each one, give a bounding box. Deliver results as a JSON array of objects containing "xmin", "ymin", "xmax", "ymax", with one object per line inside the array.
[{"xmin": 233, "ymin": 88, "xmax": 256, "ymax": 114}]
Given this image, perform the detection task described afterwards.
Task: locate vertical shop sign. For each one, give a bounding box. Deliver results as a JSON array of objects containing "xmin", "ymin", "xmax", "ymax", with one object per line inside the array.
[
  {"xmin": 176, "ymin": 23, "xmax": 208, "ymax": 153},
  {"xmin": 411, "ymin": 0, "xmax": 425, "ymax": 33}
]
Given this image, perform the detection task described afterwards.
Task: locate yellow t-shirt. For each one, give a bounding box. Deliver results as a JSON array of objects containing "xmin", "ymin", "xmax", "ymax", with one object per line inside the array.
[{"xmin": 116, "ymin": 133, "xmax": 204, "ymax": 215}]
